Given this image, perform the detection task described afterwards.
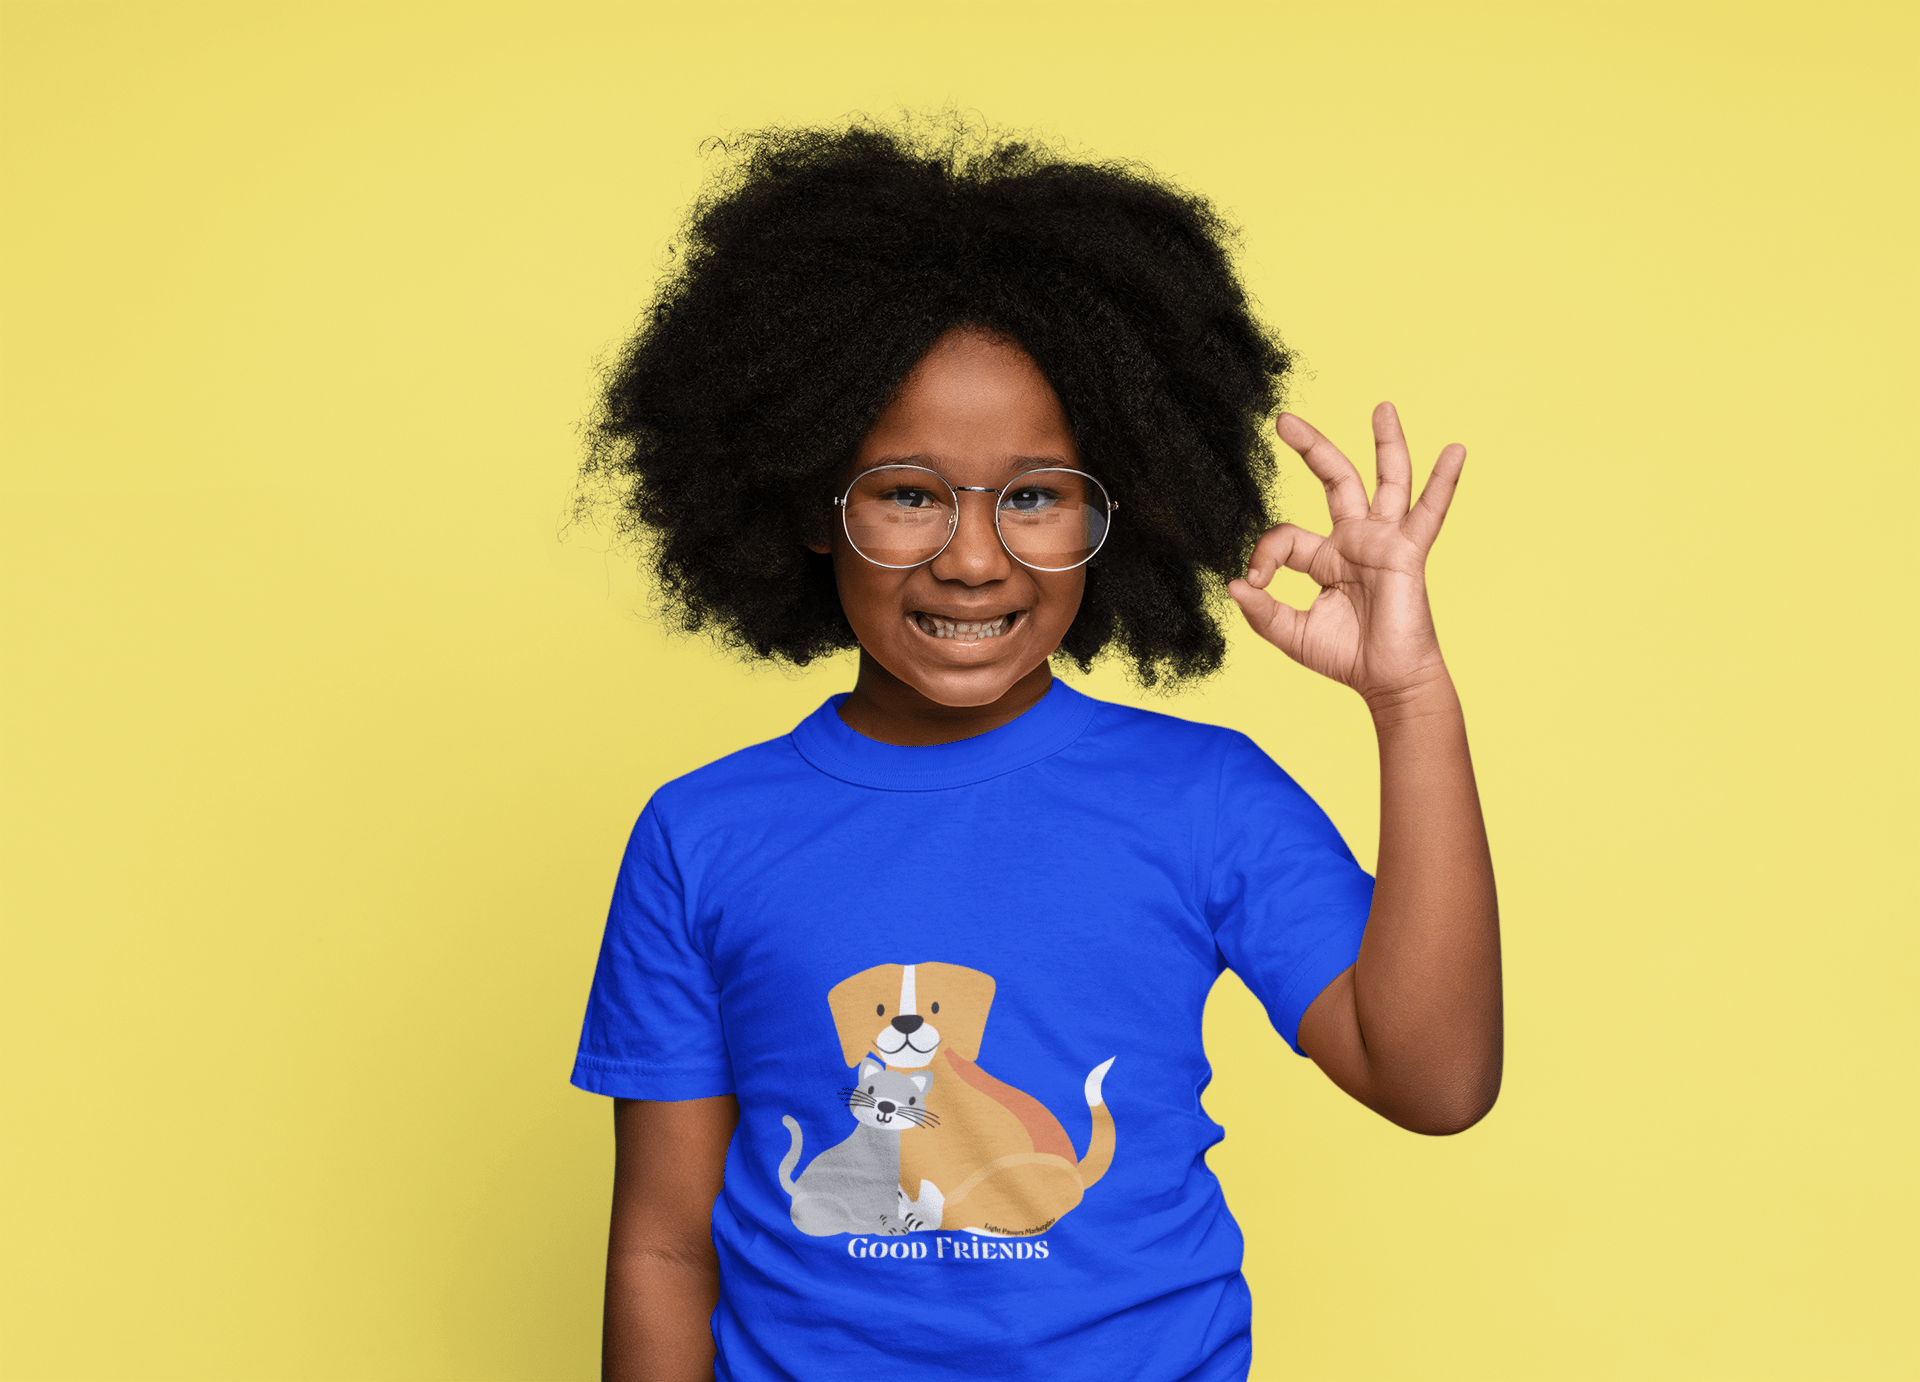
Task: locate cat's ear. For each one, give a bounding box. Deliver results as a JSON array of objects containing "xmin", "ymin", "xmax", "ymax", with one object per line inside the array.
[
  {"xmin": 908, "ymin": 1072, "xmax": 931, "ymax": 1094},
  {"xmin": 858, "ymin": 1057, "xmax": 884, "ymax": 1082}
]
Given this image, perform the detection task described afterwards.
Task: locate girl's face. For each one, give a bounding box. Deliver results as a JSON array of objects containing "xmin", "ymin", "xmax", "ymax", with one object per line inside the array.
[{"xmin": 812, "ymin": 328, "xmax": 1087, "ymax": 709}]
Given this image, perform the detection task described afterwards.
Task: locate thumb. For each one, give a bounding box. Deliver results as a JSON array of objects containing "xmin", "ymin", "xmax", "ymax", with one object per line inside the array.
[{"xmin": 1229, "ymin": 577, "xmax": 1306, "ymax": 661}]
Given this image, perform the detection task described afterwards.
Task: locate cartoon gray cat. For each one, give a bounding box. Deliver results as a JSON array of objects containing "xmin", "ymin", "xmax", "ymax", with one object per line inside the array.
[{"xmin": 779, "ymin": 1058, "xmax": 944, "ymax": 1236}]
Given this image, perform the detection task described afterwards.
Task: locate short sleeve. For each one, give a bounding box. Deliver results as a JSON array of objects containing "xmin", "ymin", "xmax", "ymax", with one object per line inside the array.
[
  {"xmin": 1206, "ymin": 733, "xmax": 1374, "ymax": 1056},
  {"xmin": 570, "ymin": 800, "xmax": 736, "ymax": 1100}
]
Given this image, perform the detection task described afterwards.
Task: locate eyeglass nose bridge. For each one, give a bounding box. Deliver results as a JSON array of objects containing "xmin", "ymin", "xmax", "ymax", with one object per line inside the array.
[{"xmin": 937, "ymin": 485, "xmax": 1017, "ymax": 570}]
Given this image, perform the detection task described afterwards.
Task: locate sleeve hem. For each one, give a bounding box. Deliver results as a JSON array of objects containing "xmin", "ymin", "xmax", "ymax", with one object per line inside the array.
[
  {"xmin": 1270, "ymin": 931, "xmax": 1365, "ymax": 1057},
  {"xmin": 570, "ymin": 1059, "xmax": 736, "ymax": 1101}
]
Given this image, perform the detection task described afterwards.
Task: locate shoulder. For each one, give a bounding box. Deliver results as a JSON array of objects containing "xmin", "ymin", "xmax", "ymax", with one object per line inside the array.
[
  {"xmin": 641, "ymin": 731, "xmax": 820, "ymax": 835},
  {"xmin": 1063, "ymin": 696, "xmax": 1357, "ymax": 879},
  {"xmin": 1071, "ymin": 689, "xmax": 1269, "ymax": 767},
  {"xmin": 1063, "ymin": 688, "xmax": 1318, "ymax": 814}
]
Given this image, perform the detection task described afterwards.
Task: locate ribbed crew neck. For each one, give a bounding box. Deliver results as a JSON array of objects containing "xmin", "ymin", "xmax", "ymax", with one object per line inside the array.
[{"xmin": 788, "ymin": 679, "xmax": 1100, "ymax": 791}]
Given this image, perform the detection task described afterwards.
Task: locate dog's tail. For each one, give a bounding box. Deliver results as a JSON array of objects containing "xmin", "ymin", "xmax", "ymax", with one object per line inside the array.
[
  {"xmin": 778, "ymin": 1116, "xmax": 804, "ymax": 1197},
  {"xmin": 1078, "ymin": 1058, "xmax": 1117, "ymax": 1188}
]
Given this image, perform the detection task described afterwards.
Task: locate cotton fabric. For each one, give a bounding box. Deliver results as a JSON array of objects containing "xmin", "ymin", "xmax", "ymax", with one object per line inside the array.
[{"xmin": 573, "ymin": 681, "xmax": 1372, "ymax": 1382}]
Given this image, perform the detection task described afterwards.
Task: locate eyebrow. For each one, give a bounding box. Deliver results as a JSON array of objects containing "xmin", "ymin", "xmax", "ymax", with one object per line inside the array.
[{"xmin": 866, "ymin": 453, "xmax": 1075, "ymax": 474}]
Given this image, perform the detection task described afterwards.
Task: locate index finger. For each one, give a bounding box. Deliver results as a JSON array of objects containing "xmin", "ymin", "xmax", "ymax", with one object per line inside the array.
[{"xmin": 1277, "ymin": 413, "xmax": 1369, "ymax": 524}]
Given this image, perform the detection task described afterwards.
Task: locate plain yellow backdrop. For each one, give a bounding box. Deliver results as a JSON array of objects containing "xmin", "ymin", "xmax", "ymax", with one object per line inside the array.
[{"xmin": 2, "ymin": 2, "xmax": 1913, "ymax": 1378}]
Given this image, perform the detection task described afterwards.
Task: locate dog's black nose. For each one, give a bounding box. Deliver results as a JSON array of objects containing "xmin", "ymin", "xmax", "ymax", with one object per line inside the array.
[
  {"xmin": 890, "ymin": 1014, "xmax": 925, "ymax": 1034},
  {"xmin": 876, "ymin": 1101, "xmax": 896, "ymax": 1114}
]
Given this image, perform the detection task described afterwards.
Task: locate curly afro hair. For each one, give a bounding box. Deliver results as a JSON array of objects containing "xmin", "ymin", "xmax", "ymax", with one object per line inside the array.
[{"xmin": 583, "ymin": 117, "xmax": 1291, "ymax": 685}]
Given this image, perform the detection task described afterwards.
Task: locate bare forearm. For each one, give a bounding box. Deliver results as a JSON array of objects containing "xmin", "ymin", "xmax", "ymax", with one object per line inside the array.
[
  {"xmin": 605, "ymin": 1095, "xmax": 736, "ymax": 1382},
  {"xmin": 604, "ymin": 1240, "xmax": 720, "ymax": 1382},
  {"xmin": 1303, "ymin": 671, "xmax": 1502, "ymax": 1132}
]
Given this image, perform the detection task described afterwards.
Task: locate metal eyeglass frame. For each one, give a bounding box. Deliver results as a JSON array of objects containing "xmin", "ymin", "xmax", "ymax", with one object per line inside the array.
[{"xmin": 829, "ymin": 465, "xmax": 1119, "ymax": 572}]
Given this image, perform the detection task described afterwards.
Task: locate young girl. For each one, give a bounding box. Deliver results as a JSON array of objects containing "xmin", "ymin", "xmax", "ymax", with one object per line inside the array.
[{"xmin": 572, "ymin": 123, "xmax": 1500, "ymax": 1382}]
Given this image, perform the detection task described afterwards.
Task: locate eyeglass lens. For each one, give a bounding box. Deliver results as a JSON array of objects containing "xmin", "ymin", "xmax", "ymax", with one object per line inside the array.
[{"xmin": 840, "ymin": 465, "xmax": 1110, "ymax": 571}]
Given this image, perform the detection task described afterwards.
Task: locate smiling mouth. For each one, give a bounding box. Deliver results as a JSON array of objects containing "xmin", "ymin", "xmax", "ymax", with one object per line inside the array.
[
  {"xmin": 914, "ymin": 612, "xmax": 1018, "ymax": 642},
  {"xmin": 877, "ymin": 1030, "xmax": 938, "ymax": 1055}
]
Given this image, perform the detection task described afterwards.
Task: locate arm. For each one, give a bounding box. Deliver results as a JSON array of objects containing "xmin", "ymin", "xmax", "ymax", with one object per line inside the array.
[
  {"xmin": 605, "ymin": 1094, "xmax": 739, "ymax": 1382},
  {"xmin": 1298, "ymin": 675, "xmax": 1500, "ymax": 1133},
  {"xmin": 1230, "ymin": 403, "xmax": 1501, "ymax": 1135}
]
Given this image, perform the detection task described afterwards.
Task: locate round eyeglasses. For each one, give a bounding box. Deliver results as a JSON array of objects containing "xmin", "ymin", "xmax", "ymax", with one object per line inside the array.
[{"xmin": 831, "ymin": 465, "xmax": 1117, "ymax": 572}]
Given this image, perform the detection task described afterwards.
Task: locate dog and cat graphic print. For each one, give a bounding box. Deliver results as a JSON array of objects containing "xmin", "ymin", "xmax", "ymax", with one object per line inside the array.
[{"xmin": 778, "ymin": 961, "xmax": 1116, "ymax": 1241}]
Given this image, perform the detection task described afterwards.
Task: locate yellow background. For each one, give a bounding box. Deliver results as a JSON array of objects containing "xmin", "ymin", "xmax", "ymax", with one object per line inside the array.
[{"xmin": 3, "ymin": 2, "xmax": 1913, "ymax": 1378}]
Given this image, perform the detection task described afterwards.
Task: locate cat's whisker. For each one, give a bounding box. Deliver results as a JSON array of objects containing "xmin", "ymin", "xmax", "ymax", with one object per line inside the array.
[{"xmin": 789, "ymin": 1072, "xmax": 946, "ymax": 1236}]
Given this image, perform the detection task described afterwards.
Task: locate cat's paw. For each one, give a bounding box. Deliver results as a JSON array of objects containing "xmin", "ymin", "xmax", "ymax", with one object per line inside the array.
[{"xmin": 914, "ymin": 1179, "xmax": 945, "ymax": 1231}]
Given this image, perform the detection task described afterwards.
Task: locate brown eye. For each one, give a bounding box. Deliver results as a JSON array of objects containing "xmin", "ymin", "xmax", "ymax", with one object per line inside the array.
[
  {"xmin": 930, "ymin": 1001, "xmax": 939, "ymax": 1014},
  {"xmin": 876, "ymin": 1004, "xmax": 885, "ymax": 1016}
]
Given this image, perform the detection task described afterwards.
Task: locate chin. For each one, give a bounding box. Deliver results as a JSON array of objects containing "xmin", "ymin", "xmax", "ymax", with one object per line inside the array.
[
  {"xmin": 864, "ymin": 633, "xmax": 1043, "ymax": 708},
  {"xmin": 900, "ymin": 663, "xmax": 1034, "ymax": 708}
]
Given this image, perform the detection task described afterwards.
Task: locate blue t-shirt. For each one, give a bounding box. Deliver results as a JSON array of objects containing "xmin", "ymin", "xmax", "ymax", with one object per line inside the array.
[{"xmin": 573, "ymin": 681, "xmax": 1372, "ymax": 1382}]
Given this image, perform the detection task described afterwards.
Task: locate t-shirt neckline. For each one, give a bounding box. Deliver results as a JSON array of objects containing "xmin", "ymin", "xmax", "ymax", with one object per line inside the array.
[{"xmin": 788, "ymin": 678, "xmax": 1100, "ymax": 791}]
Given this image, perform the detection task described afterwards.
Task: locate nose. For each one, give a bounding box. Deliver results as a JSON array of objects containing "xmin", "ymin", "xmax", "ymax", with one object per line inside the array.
[
  {"xmin": 890, "ymin": 1014, "xmax": 924, "ymax": 1034},
  {"xmin": 876, "ymin": 1101, "xmax": 896, "ymax": 1114},
  {"xmin": 927, "ymin": 491, "xmax": 1011, "ymax": 585}
]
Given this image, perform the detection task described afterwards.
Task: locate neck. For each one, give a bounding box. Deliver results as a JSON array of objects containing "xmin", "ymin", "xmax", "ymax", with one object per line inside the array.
[{"xmin": 836, "ymin": 651, "xmax": 1054, "ymax": 746}]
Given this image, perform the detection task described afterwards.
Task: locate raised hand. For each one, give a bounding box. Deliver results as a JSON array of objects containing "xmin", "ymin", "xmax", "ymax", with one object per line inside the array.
[
  {"xmin": 1234, "ymin": 404, "xmax": 1500, "ymax": 1136},
  {"xmin": 1228, "ymin": 402, "xmax": 1465, "ymax": 713}
]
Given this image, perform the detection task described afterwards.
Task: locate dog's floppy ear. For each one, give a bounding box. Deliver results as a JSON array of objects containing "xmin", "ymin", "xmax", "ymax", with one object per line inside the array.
[
  {"xmin": 828, "ymin": 964, "xmax": 899, "ymax": 1069},
  {"xmin": 913, "ymin": 963, "xmax": 995, "ymax": 1062},
  {"xmin": 858, "ymin": 1057, "xmax": 884, "ymax": 1083}
]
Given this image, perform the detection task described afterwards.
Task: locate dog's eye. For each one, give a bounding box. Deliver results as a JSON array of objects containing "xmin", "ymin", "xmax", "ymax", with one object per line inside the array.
[
  {"xmin": 876, "ymin": 1004, "xmax": 885, "ymax": 1016},
  {"xmin": 930, "ymin": 1002, "xmax": 939, "ymax": 1014}
]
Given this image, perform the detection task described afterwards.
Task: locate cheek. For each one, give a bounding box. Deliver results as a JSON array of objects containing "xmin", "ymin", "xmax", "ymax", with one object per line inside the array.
[
  {"xmin": 830, "ymin": 547, "xmax": 902, "ymax": 638},
  {"xmin": 1034, "ymin": 571, "xmax": 1086, "ymax": 630}
]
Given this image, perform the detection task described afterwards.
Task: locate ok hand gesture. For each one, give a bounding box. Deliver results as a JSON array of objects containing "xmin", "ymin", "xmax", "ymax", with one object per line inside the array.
[{"xmin": 1228, "ymin": 402, "xmax": 1465, "ymax": 712}]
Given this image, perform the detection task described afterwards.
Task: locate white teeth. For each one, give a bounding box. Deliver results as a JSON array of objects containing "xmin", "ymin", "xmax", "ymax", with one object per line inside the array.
[{"xmin": 915, "ymin": 613, "xmax": 1014, "ymax": 642}]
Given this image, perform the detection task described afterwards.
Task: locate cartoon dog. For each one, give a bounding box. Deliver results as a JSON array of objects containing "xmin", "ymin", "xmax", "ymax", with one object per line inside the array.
[{"xmin": 826, "ymin": 962, "xmax": 1115, "ymax": 1237}]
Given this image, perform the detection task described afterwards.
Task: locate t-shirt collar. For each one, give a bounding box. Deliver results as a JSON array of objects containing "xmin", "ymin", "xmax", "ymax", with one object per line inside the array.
[{"xmin": 789, "ymin": 678, "xmax": 1099, "ymax": 791}]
